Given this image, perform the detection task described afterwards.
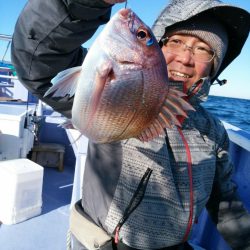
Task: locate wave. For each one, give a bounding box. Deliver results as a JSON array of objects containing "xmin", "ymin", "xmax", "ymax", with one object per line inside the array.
[{"xmin": 202, "ymin": 95, "xmax": 250, "ymax": 133}]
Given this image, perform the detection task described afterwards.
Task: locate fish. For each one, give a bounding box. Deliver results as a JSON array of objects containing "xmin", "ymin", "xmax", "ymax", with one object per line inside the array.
[{"xmin": 44, "ymin": 8, "xmax": 194, "ymax": 143}]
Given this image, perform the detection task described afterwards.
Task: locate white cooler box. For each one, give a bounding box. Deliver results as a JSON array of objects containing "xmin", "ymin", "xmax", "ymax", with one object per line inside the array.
[{"xmin": 0, "ymin": 158, "xmax": 44, "ymax": 224}]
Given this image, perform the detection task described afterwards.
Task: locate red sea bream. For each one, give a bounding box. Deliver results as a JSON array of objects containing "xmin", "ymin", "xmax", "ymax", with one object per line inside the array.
[{"xmin": 45, "ymin": 8, "xmax": 194, "ymax": 143}]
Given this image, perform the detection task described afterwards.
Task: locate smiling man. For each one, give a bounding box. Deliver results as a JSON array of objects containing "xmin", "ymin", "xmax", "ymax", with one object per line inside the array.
[{"xmin": 159, "ymin": 16, "xmax": 227, "ymax": 92}]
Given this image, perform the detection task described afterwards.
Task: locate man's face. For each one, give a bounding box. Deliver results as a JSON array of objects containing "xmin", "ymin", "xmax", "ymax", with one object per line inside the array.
[{"xmin": 161, "ymin": 34, "xmax": 214, "ymax": 90}]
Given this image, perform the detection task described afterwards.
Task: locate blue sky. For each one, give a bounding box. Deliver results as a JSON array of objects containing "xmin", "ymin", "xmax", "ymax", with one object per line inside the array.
[{"xmin": 0, "ymin": 0, "xmax": 249, "ymax": 99}]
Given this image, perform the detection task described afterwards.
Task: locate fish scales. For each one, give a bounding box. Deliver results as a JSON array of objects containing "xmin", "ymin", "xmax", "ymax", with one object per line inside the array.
[{"xmin": 91, "ymin": 76, "xmax": 144, "ymax": 141}]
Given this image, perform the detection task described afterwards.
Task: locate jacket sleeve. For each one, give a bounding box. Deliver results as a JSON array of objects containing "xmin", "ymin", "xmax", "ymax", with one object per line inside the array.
[
  {"xmin": 206, "ymin": 126, "xmax": 250, "ymax": 250},
  {"xmin": 11, "ymin": 0, "xmax": 112, "ymax": 118}
]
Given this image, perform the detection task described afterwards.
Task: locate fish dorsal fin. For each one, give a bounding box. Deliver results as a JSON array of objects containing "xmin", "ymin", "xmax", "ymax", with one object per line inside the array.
[
  {"xmin": 137, "ymin": 87, "xmax": 195, "ymax": 142},
  {"xmin": 44, "ymin": 66, "xmax": 82, "ymax": 98}
]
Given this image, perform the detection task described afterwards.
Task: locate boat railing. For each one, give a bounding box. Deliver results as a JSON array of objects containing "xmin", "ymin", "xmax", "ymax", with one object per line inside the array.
[
  {"xmin": 0, "ymin": 66, "xmax": 17, "ymax": 88},
  {"xmin": 223, "ymin": 121, "xmax": 250, "ymax": 152},
  {"xmin": 0, "ymin": 34, "xmax": 16, "ymax": 87}
]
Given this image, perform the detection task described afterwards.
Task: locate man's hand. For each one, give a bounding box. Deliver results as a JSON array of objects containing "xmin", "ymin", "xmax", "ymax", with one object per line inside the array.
[{"xmin": 103, "ymin": 0, "xmax": 126, "ymax": 4}]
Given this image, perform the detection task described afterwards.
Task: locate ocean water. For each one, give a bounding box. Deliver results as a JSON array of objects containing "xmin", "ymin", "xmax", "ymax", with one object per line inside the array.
[{"xmin": 202, "ymin": 95, "xmax": 250, "ymax": 134}]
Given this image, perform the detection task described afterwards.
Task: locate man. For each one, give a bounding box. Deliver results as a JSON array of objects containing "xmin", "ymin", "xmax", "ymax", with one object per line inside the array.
[{"xmin": 11, "ymin": 0, "xmax": 250, "ymax": 249}]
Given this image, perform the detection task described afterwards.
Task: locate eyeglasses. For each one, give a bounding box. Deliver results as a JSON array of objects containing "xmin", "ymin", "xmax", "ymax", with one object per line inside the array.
[{"xmin": 162, "ymin": 37, "xmax": 215, "ymax": 63}]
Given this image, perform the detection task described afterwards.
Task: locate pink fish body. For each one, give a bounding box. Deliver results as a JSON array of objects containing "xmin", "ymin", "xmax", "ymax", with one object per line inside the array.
[{"xmin": 45, "ymin": 8, "xmax": 193, "ymax": 143}]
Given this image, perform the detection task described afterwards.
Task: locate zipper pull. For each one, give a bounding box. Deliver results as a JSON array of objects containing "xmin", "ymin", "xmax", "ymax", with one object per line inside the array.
[{"xmin": 114, "ymin": 226, "xmax": 120, "ymax": 244}]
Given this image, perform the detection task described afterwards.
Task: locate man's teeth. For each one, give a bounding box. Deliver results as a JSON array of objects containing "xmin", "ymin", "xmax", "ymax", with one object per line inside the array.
[{"xmin": 171, "ymin": 71, "xmax": 190, "ymax": 78}]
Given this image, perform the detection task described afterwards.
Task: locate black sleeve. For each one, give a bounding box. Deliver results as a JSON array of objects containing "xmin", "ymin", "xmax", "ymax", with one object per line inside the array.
[{"xmin": 11, "ymin": 0, "xmax": 112, "ymax": 118}]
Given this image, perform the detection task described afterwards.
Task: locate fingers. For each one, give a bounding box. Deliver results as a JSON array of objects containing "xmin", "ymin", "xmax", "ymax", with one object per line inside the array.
[{"xmin": 103, "ymin": 0, "xmax": 126, "ymax": 4}]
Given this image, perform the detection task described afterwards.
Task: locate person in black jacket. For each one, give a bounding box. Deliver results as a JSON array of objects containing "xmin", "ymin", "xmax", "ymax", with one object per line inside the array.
[{"xmin": 11, "ymin": 0, "xmax": 250, "ymax": 250}]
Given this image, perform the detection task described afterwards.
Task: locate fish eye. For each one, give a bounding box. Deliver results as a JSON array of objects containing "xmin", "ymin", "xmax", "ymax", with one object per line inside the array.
[{"xmin": 136, "ymin": 29, "xmax": 148, "ymax": 40}]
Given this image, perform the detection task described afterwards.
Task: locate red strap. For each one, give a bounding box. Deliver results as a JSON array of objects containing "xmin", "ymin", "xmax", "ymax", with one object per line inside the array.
[
  {"xmin": 114, "ymin": 226, "xmax": 120, "ymax": 244},
  {"xmin": 177, "ymin": 127, "xmax": 194, "ymax": 242}
]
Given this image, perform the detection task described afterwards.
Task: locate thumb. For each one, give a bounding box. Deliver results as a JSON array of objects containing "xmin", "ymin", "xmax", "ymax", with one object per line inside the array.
[{"xmin": 103, "ymin": 0, "xmax": 126, "ymax": 4}]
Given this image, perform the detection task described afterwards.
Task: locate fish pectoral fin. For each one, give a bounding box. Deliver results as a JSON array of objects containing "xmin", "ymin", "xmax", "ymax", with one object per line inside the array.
[
  {"xmin": 96, "ymin": 59, "xmax": 114, "ymax": 81},
  {"xmin": 89, "ymin": 60, "xmax": 113, "ymax": 114},
  {"xmin": 44, "ymin": 66, "xmax": 82, "ymax": 98}
]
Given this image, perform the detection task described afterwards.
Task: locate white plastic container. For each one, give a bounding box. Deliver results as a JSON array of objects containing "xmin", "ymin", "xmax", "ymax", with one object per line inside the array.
[
  {"xmin": 0, "ymin": 104, "xmax": 35, "ymax": 160},
  {"xmin": 0, "ymin": 158, "xmax": 44, "ymax": 225}
]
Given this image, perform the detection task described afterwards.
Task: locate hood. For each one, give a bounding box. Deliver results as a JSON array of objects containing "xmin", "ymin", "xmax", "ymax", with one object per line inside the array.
[{"xmin": 152, "ymin": 0, "xmax": 250, "ymax": 83}]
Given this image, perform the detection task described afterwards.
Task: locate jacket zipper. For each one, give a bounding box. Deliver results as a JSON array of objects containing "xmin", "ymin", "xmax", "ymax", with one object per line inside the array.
[{"xmin": 114, "ymin": 167, "xmax": 153, "ymax": 244}]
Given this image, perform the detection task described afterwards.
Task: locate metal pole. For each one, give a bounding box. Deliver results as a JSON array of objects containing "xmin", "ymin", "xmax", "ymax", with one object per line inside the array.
[
  {"xmin": 0, "ymin": 34, "xmax": 12, "ymax": 42},
  {"xmin": 2, "ymin": 41, "xmax": 11, "ymax": 62}
]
